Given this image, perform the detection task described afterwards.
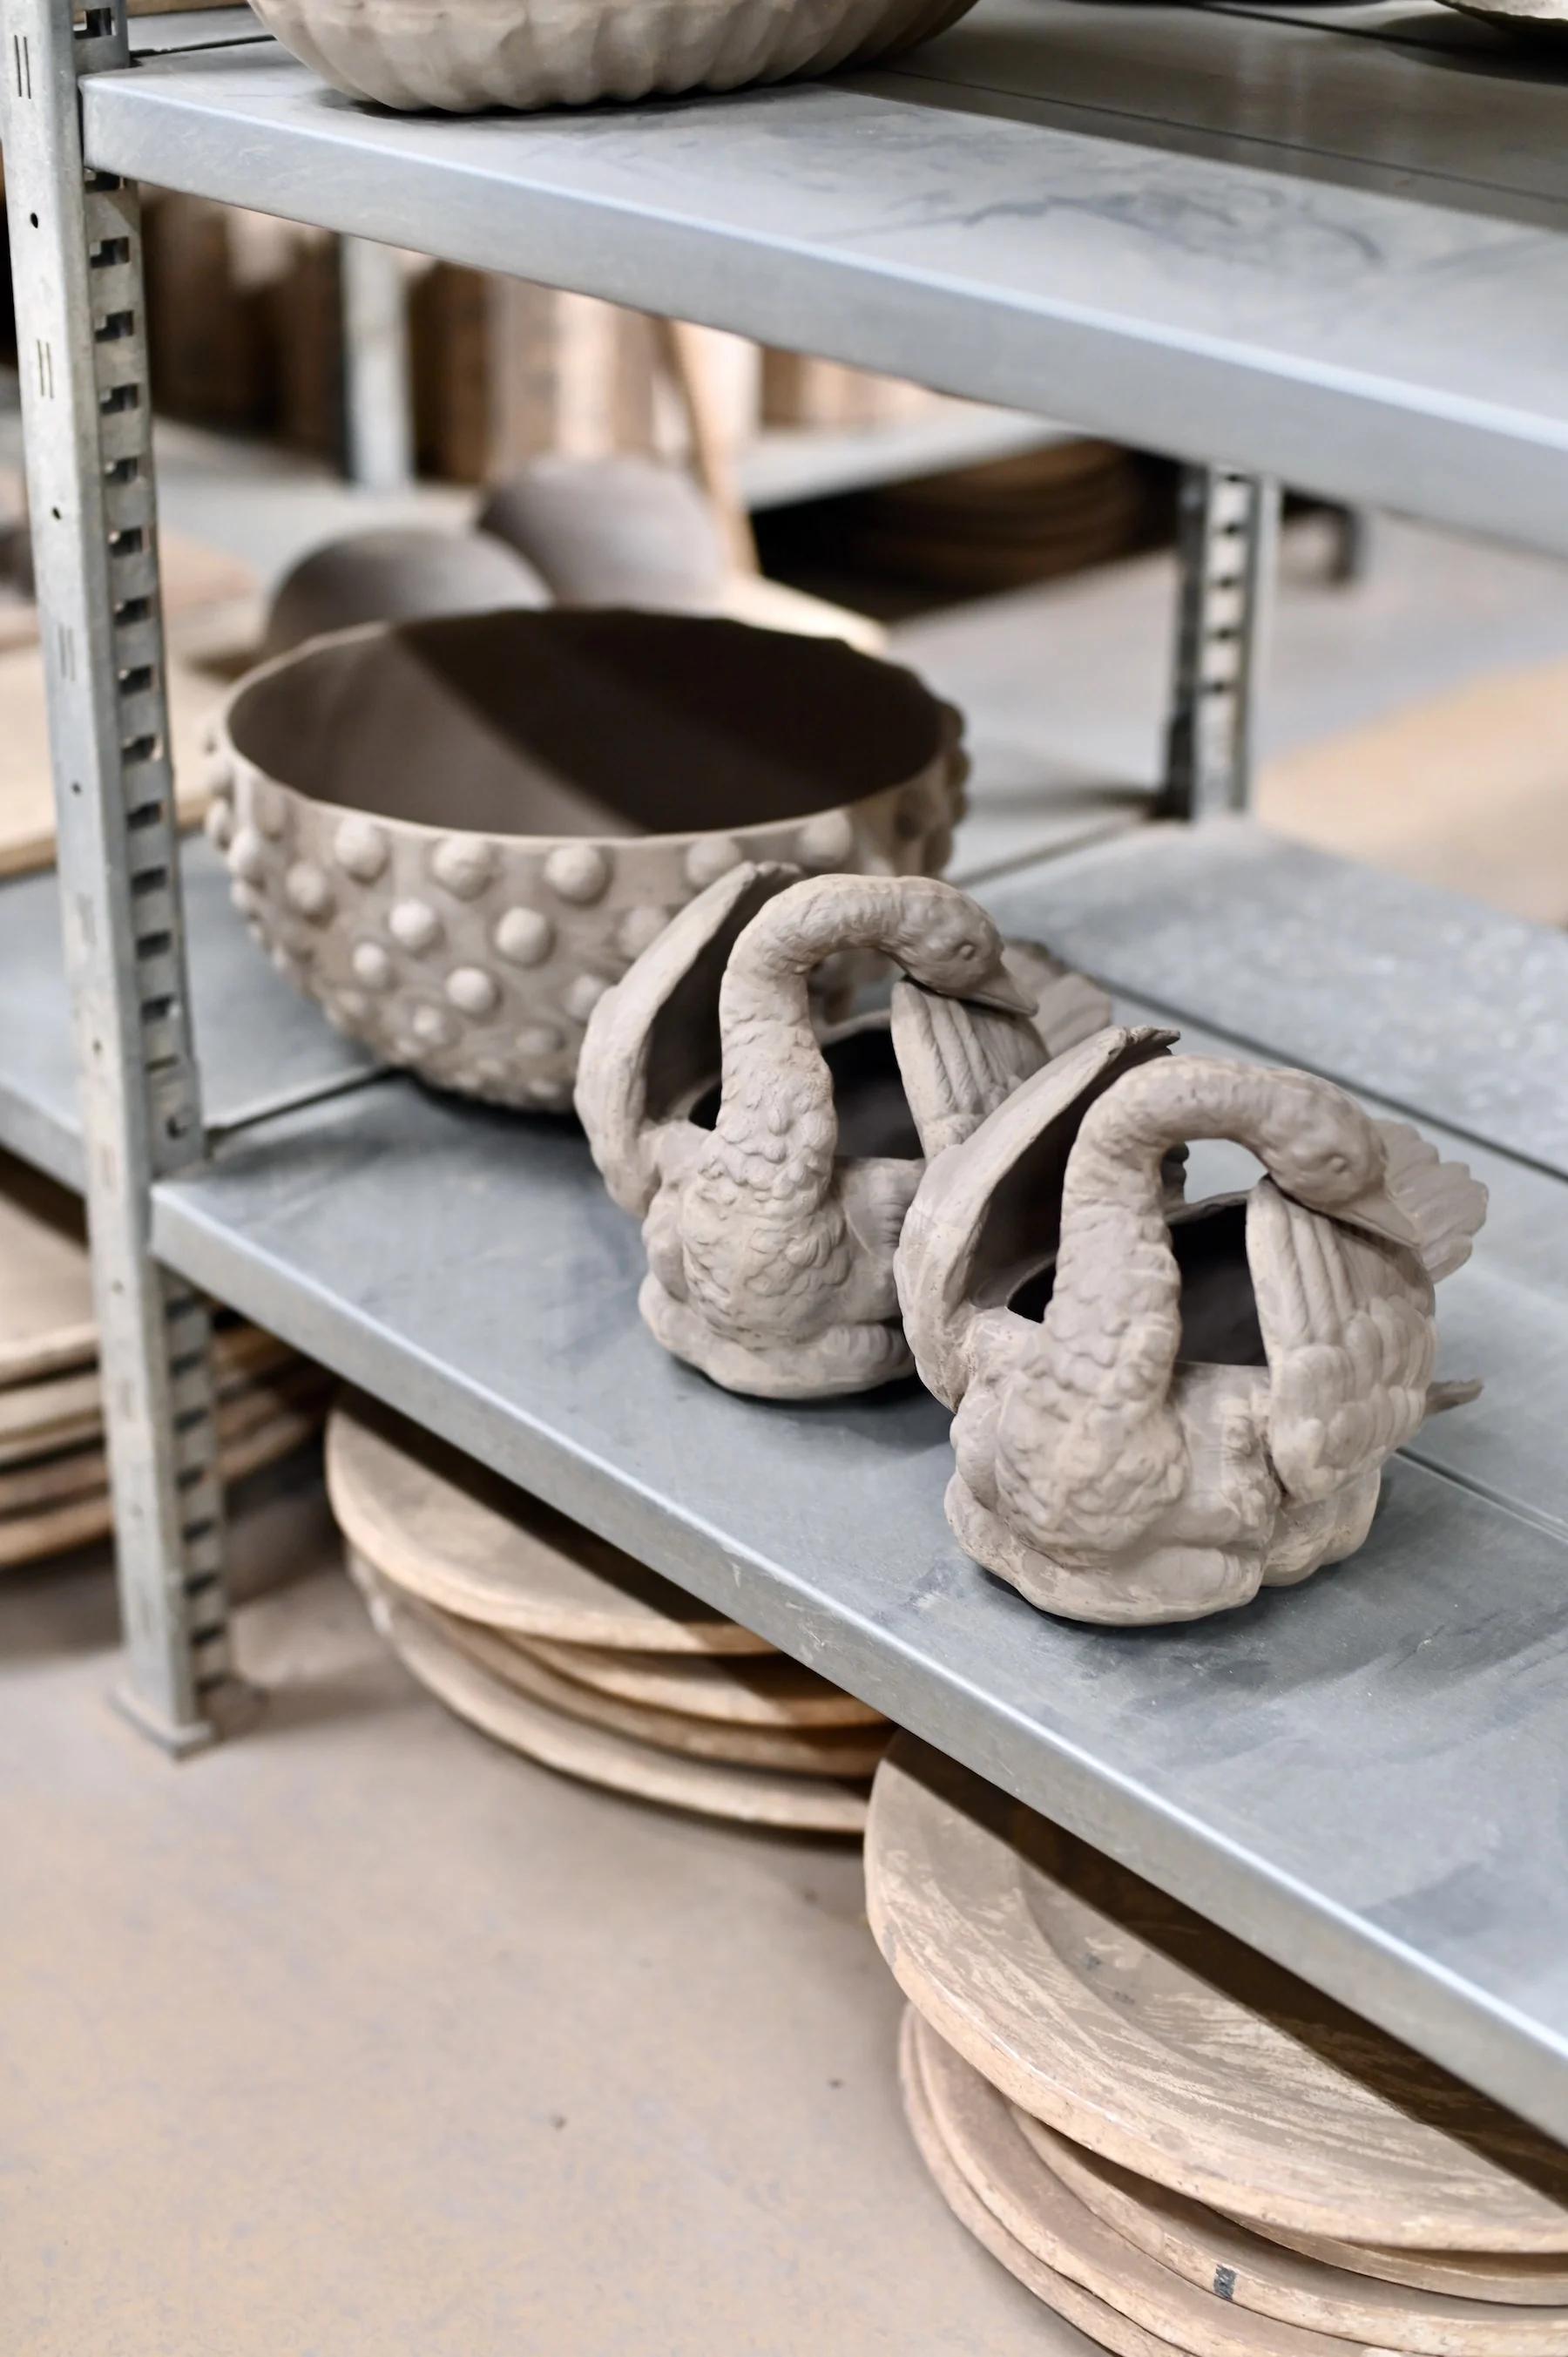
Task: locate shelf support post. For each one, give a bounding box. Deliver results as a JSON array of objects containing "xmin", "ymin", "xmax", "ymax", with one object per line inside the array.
[
  {"xmin": 3, "ymin": 0, "xmax": 253, "ymax": 1751},
  {"xmin": 1159, "ymin": 465, "xmax": 1279, "ymax": 821},
  {"xmin": 339, "ymin": 235, "xmax": 414, "ymax": 493}
]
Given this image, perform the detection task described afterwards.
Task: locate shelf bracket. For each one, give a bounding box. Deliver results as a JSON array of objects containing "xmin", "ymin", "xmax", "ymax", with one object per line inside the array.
[
  {"xmin": 339, "ymin": 234, "xmax": 415, "ymax": 493},
  {"xmin": 3, "ymin": 0, "xmax": 254, "ymax": 1751},
  {"xmin": 1159, "ymin": 465, "xmax": 1280, "ymax": 821}
]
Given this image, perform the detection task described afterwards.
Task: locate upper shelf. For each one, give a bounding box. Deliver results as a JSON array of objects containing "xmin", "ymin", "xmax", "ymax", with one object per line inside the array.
[
  {"xmin": 133, "ymin": 821, "xmax": 1568, "ymax": 2145},
  {"xmin": 86, "ymin": 2, "xmax": 1568, "ymax": 555}
]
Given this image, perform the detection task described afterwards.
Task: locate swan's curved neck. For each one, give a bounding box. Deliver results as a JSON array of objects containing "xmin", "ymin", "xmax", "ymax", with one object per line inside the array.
[
  {"xmin": 1064, "ymin": 1059, "xmax": 1278, "ymax": 1215},
  {"xmin": 1037, "ymin": 1060, "xmax": 1285, "ymax": 1396},
  {"xmin": 710, "ymin": 880, "xmax": 923, "ymax": 1177}
]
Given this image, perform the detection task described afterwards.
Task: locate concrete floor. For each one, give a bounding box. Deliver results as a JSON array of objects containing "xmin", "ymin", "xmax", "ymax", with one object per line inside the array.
[{"xmin": 2, "ymin": 1467, "xmax": 1084, "ymax": 2357}]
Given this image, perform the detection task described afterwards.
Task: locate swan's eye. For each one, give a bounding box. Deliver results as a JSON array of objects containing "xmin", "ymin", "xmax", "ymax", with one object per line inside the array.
[{"xmin": 956, "ymin": 941, "xmax": 977, "ymax": 960}]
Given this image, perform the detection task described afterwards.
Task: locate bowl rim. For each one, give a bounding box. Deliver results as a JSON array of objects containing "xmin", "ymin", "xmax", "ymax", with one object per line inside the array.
[{"xmin": 216, "ymin": 606, "xmax": 963, "ymax": 854}]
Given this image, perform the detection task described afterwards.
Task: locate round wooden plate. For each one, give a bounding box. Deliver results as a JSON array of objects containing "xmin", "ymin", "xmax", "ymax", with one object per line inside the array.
[
  {"xmin": 0, "ymin": 1156, "xmax": 95, "ymax": 1387},
  {"xmin": 357, "ymin": 1567, "xmax": 888, "ymax": 1778},
  {"xmin": 0, "ymin": 1322, "xmax": 295, "ymax": 1466},
  {"xmin": 354, "ymin": 1560, "xmax": 868, "ymax": 1835},
  {"xmin": 520, "ymin": 1634, "xmax": 885, "ymax": 1730},
  {"xmin": 1233, "ymin": 2219, "xmax": 1568, "ymax": 2310},
  {"xmin": 0, "ymin": 1387, "xmax": 324, "ymax": 1571},
  {"xmin": 1012, "ymin": 2110, "xmax": 1568, "ymax": 2352},
  {"xmin": 915, "ymin": 2012, "xmax": 1359, "ymax": 2357},
  {"xmin": 867, "ymin": 1739, "xmax": 1568, "ymax": 2252},
  {"xmin": 328, "ymin": 1394, "xmax": 774, "ymax": 1656},
  {"xmin": 896, "ymin": 2008, "xmax": 1191, "ymax": 2357}
]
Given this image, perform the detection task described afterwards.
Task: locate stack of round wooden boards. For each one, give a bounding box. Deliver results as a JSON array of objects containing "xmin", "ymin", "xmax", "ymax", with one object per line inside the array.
[
  {"xmin": 837, "ymin": 439, "xmax": 1148, "ymax": 594},
  {"xmin": 0, "ymin": 1150, "xmax": 326, "ymax": 1568},
  {"xmin": 868, "ymin": 1737, "xmax": 1568, "ymax": 2357},
  {"xmin": 326, "ymin": 1392, "xmax": 889, "ymax": 1833}
]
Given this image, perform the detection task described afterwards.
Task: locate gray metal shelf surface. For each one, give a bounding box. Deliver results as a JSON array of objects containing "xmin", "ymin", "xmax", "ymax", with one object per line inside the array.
[
  {"xmin": 74, "ymin": 819, "xmax": 1557, "ymax": 2144},
  {"xmin": 0, "ymin": 842, "xmax": 377, "ymax": 1191},
  {"xmin": 84, "ymin": 1, "xmax": 1568, "ymax": 557}
]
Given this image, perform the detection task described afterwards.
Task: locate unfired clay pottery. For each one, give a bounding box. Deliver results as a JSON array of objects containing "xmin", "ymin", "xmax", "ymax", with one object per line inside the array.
[
  {"xmin": 353, "ymin": 1556, "xmax": 870, "ymax": 1835},
  {"xmin": 388, "ymin": 1584, "xmax": 889, "ymax": 1775},
  {"xmin": 327, "ymin": 1393, "xmax": 775, "ymax": 1655},
  {"xmin": 910, "ymin": 2011, "xmax": 1363, "ymax": 2357},
  {"xmin": 520, "ymin": 1635, "xmax": 886, "ymax": 1728},
  {"xmin": 896, "ymin": 1027, "xmax": 1489, "ymax": 1624},
  {"xmin": 247, "ymin": 0, "xmax": 977, "ymax": 112},
  {"xmin": 866, "ymin": 1739, "xmax": 1568, "ymax": 2252},
  {"xmin": 478, "ymin": 457, "xmax": 728, "ymax": 614},
  {"xmin": 577, "ymin": 864, "xmax": 1110, "ymax": 1398},
  {"xmin": 260, "ymin": 526, "xmax": 549, "ymax": 660},
  {"xmin": 1017, "ymin": 2113, "xmax": 1568, "ymax": 2354},
  {"xmin": 213, "ymin": 608, "xmax": 966, "ymax": 1109}
]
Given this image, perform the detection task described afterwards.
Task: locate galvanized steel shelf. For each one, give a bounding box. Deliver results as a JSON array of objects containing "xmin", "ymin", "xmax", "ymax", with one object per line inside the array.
[
  {"xmin": 6, "ymin": 0, "xmax": 1568, "ymax": 2168},
  {"xmin": 83, "ymin": 3, "xmax": 1568, "ymax": 556},
  {"xmin": 132, "ymin": 822, "xmax": 1568, "ymax": 2139}
]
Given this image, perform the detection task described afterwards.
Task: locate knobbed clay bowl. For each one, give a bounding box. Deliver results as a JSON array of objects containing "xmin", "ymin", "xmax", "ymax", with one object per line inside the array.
[
  {"xmin": 208, "ymin": 607, "xmax": 966, "ymax": 1110},
  {"xmin": 250, "ymin": 0, "xmax": 976, "ymax": 110}
]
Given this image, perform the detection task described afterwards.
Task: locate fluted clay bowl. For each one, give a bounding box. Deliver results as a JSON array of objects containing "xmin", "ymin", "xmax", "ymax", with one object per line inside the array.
[
  {"xmin": 209, "ymin": 607, "xmax": 967, "ymax": 1109},
  {"xmin": 250, "ymin": 0, "xmax": 977, "ymax": 110}
]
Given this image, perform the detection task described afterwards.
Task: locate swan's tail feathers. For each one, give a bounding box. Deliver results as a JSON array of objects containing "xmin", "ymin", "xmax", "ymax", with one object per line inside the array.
[
  {"xmin": 1428, "ymin": 1375, "xmax": 1484, "ymax": 1414},
  {"xmin": 1000, "ymin": 939, "xmax": 1113, "ymax": 1057},
  {"xmin": 1376, "ymin": 1119, "xmax": 1489, "ymax": 1283},
  {"xmin": 891, "ymin": 981, "xmax": 1047, "ymax": 1159},
  {"xmin": 1252, "ymin": 1178, "xmax": 1436, "ymax": 1504}
]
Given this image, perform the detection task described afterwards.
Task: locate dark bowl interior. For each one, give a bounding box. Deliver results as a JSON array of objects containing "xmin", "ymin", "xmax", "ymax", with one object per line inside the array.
[
  {"xmin": 688, "ymin": 1025, "xmax": 923, "ymax": 1162},
  {"xmin": 227, "ymin": 607, "xmax": 943, "ymax": 841},
  {"xmin": 1010, "ymin": 1198, "xmax": 1267, "ymax": 1369}
]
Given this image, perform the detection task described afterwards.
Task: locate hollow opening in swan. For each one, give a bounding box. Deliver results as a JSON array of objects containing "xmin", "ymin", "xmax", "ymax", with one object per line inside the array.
[
  {"xmin": 1008, "ymin": 1198, "xmax": 1267, "ymax": 1369},
  {"xmin": 686, "ymin": 1024, "xmax": 923, "ymax": 1161}
]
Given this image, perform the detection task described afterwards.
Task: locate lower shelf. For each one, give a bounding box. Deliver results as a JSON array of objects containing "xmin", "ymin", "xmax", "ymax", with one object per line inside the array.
[
  {"xmin": 145, "ymin": 821, "xmax": 1568, "ymax": 2145},
  {"xmin": 0, "ymin": 841, "xmax": 376, "ymax": 1189}
]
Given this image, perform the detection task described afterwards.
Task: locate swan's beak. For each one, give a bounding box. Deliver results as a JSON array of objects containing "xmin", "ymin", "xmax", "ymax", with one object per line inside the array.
[
  {"xmin": 1332, "ymin": 1183, "xmax": 1420, "ymax": 1251},
  {"xmin": 968, "ymin": 966, "xmax": 1037, "ymax": 1017}
]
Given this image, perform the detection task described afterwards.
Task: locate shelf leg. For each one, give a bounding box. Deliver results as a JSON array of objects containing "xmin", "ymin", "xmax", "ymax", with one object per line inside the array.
[
  {"xmin": 3, "ymin": 0, "xmax": 257, "ymax": 1752},
  {"xmin": 339, "ymin": 235, "xmax": 414, "ymax": 493},
  {"xmin": 1159, "ymin": 465, "xmax": 1279, "ymax": 821}
]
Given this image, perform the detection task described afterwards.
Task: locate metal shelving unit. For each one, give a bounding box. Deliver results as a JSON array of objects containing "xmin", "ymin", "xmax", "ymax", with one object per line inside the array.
[{"xmin": 4, "ymin": 0, "xmax": 1567, "ymax": 2156}]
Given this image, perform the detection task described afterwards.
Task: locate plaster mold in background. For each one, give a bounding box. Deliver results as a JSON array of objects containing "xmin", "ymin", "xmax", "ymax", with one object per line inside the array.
[
  {"xmin": 260, "ymin": 526, "xmax": 550, "ymax": 660},
  {"xmin": 211, "ymin": 608, "xmax": 967, "ymax": 1109},
  {"xmin": 247, "ymin": 0, "xmax": 979, "ymax": 112},
  {"xmin": 576, "ymin": 864, "xmax": 1111, "ymax": 1399},
  {"xmin": 896, "ymin": 1029, "xmax": 1489, "ymax": 1624}
]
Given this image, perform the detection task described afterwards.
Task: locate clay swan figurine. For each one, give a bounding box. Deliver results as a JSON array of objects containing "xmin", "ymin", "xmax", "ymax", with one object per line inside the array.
[
  {"xmin": 576, "ymin": 864, "xmax": 1110, "ymax": 1399},
  {"xmin": 896, "ymin": 1027, "xmax": 1488, "ymax": 1623}
]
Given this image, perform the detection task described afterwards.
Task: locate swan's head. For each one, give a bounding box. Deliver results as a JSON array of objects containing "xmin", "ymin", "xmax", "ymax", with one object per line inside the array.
[
  {"xmin": 888, "ymin": 881, "xmax": 1035, "ymax": 1014},
  {"xmin": 1260, "ymin": 1074, "xmax": 1417, "ymax": 1249}
]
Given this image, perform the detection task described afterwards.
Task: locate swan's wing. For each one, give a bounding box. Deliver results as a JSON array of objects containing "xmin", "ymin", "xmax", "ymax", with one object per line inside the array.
[
  {"xmin": 575, "ymin": 862, "xmax": 800, "ymax": 1216},
  {"xmin": 1376, "ymin": 1119, "xmax": 1489, "ymax": 1283},
  {"xmin": 895, "ymin": 1025, "xmax": 1177, "ymax": 1407},
  {"xmin": 890, "ymin": 979, "xmax": 1049, "ymax": 1160},
  {"xmin": 999, "ymin": 939, "xmax": 1114, "ymax": 1057},
  {"xmin": 1250, "ymin": 1177, "xmax": 1437, "ymax": 1506}
]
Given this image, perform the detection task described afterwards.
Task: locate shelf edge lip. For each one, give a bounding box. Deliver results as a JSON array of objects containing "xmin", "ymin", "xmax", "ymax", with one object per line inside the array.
[
  {"xmin": 150, "ymin": 1166, "xmax": 1568, "ymax": 2145},
  {"xmin": 78, "ymin": 68, "xmax": 1568, "ymax": 564}
]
